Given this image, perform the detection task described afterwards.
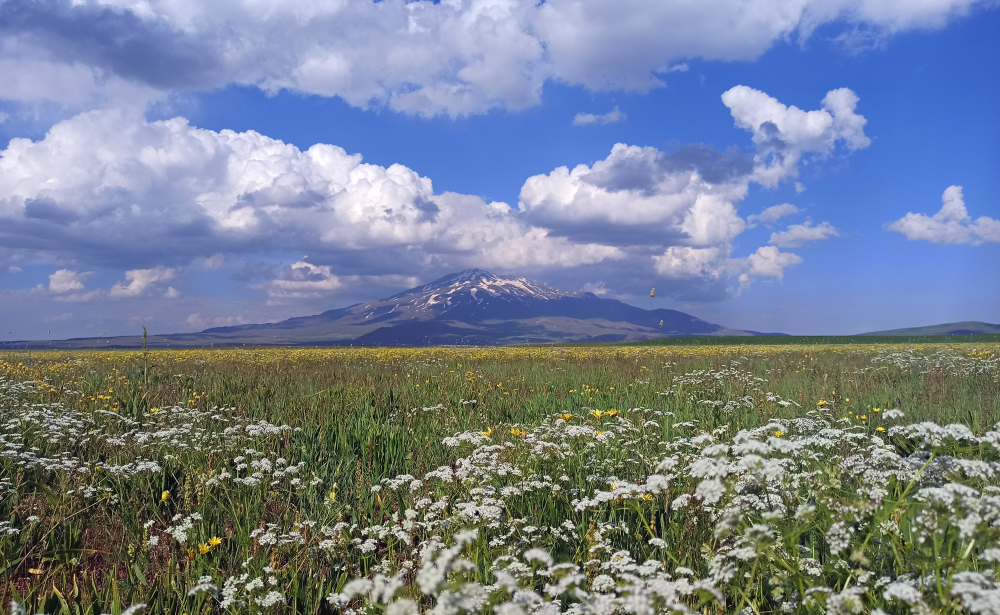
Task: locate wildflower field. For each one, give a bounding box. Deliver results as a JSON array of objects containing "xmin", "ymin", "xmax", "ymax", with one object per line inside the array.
[{"xmin": 1, "ymin": 343, "xmax": 999, "ymax": 615}]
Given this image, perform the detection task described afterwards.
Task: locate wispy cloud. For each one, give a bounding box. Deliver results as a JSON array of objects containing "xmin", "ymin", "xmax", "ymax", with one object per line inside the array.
[
  {"xmin": 769, "ymin": 221, "xmax": 840, "ymax": 248},
  {"xmin": 747, "ymin": 203, "xmax": 798, "ymax": 228},
  {"xmin": 573, "ymin": 106, "xmax": 626, "ymax": 126}
]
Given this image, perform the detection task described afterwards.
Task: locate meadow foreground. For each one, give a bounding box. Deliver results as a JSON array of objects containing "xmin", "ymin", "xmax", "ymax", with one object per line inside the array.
[{"xmin": 1, "ymin": 344, "xmax": 999, "ymax": 614}]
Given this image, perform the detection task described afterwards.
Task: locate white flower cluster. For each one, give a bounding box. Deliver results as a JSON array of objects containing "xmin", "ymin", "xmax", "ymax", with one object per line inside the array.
[{"xmin": 321, "ymin": 402, "xmax": 1000, "ymax": 615}]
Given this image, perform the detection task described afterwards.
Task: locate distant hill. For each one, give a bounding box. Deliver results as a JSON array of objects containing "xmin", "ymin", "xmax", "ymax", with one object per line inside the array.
[
  {"xmin": 861, "ymin": 321, "xmax": 1000, "ymax": 336},
  {"xmin": 1, "ymin": 269, "xmax": 769, "ymax": 349}
]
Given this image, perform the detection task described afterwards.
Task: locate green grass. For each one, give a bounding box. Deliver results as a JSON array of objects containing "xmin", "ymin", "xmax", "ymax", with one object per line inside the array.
[
  {"xmin": 625, "ymin": 333, "xmax": 1000, "ymax": 345},
  {"xmin": 0, "ymin": 344, "xmax": 998, "ymax": 614}
]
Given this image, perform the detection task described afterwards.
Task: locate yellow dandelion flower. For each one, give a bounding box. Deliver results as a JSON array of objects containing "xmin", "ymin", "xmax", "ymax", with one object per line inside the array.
[
  {"xmin": 208, "ymin": 536, "xmax": 222, "ymax": 547},
  {"xmin": 774, "ymin": 430, "xmax": 784, "ymax": 438},
  {"xmin": 876, "ymin": 427, "xmax": 886, "ymax": 432}
]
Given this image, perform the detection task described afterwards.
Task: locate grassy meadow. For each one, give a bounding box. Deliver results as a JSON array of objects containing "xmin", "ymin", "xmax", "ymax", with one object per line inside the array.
[{"xmin": 1, "ymin": 343, "xmax": 999, "ymax": 614}]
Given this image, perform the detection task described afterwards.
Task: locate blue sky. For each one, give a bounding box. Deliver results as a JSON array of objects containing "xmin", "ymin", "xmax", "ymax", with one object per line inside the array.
[{"xmin": 0, "ymin": 0, "xmax": 997, "ymax": 339}]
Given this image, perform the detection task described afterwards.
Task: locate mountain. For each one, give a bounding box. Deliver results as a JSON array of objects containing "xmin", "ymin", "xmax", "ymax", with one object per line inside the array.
[
  {"xmin": 861, "ymin": 321, "xmax": 1000, "ymax": 336},
  {"xmin": 2, "ymin": 269, "xmax": 764, "ymax": 349}
]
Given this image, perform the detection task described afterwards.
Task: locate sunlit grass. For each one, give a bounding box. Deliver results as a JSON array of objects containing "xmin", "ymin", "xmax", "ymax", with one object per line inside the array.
[{"xmin": 0, "ymin": 343, "xmax": 998, "ymax": 613}]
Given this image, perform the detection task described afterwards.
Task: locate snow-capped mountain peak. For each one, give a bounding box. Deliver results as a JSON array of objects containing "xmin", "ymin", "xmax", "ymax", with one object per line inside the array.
[{"xmin": 389, "ymin": 269, "xmax": 581, "ymax": 305}]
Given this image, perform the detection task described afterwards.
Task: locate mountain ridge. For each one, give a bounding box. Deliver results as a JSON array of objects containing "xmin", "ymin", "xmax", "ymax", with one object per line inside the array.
[
  {"xmin": 861, "ymin": 321, "xmax": 1000, "ymax": 336},
  {"xmin": 1, "ymin": 269, "xmax": 762, "ymax": 348}
]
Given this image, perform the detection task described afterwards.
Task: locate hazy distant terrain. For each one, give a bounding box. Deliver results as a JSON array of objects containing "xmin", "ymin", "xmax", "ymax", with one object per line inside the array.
[
  {"xmin": 0, "ymin": 269, "xmax": 762, "ymax": 349},
  {"xmin": 863, "ymin": 321, "xmax": 1000, "ymax": 336},
  {"xmin": 4, "ymin": 271, "xmax": 994, "ymax": 350}
]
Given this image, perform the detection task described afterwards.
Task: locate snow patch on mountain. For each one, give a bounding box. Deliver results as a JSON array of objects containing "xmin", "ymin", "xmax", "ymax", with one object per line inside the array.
[{"xmin": 386, "ymin": 269, "xmax": 581, "ymax": 311}]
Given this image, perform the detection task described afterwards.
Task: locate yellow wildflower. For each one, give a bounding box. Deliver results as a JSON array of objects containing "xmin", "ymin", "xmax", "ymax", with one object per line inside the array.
[
  {"xmin": 557, "ymin": 413, "xmax": 573, "ymax": 421},
  {"xmin": 480, "ymin": 427, "xmax": 494, "ymax": 438},
  {"xmin": 876, "ymin": 427, "xmax": 886, "ymax": 432},
  {"xmin": 816, "ymin": 400, "xmax": 827, "ymax": 407},
  {"xmin": 208, "ymin": 536, "xmax": 222, "ymax": 547},
  {"xmin": 590, "ymin": 410, "xmax": 604, "ymax": 420},
  {"xmin": 774, "ymin": 430, "xmax": 784, "ymax": 438},
  {"xmin": 160, "ymin": 490, "xmax": 170, "ymax": 503},
  {"xmin": 510, "ymin": 428, "xmax": 525, "ymax": 437},
  {"xmin": 605, "ymin": 409, "xmax": 619, "ymax": 417}
]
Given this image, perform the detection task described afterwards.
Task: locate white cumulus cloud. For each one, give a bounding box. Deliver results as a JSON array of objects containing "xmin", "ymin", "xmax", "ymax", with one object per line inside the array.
[
  {"xmin": 0, "ymin": 85, "xmax": 866, "ymax": 307},
  {"xmin": 263, "ymin": 262, "xmax": 343, "ymax": 300},
  {"xmin": 653, "ymin": 247, "xmax": 724, "ymax": 279},
  {"xmin": 887, "ymin": 185, "xmax": 1000, "ymax": 245},
  {"xmin": 519, "ymin": 86, "xmax": 860, "ymax": 292},
  {"xmin": 745, "ymin": 245, "xmax": 803, "ymax": 279},
  {"xmin": 721, "ymin": 86, "xmax": 871, "ymax": 186},
  {"xmin": 519, "ymin": 142, "xmax": 750, "ymax": 240},
  {"xmin": 0, "ymin": 108, "xmax": 620, "ymax": 284},
  {"xmin": 0, "ymin": 0, "xmax": 987, "ymax": 116},
  {"xmin": 48, "ymin": 269, "xmax": 86, "ymax": 292},
  {"xmin": 110, "ymin": 267, "xmax": 177, "ymax": 297}
]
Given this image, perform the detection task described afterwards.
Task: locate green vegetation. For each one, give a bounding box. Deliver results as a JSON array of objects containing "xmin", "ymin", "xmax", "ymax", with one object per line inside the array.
[
  {"xmin": 1, "ymin": 344, "xmax": 998, "ymax": 614},
  {"xmin": 626, "ymin": 334, "xmax": 1000, "ymax": 346}
]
